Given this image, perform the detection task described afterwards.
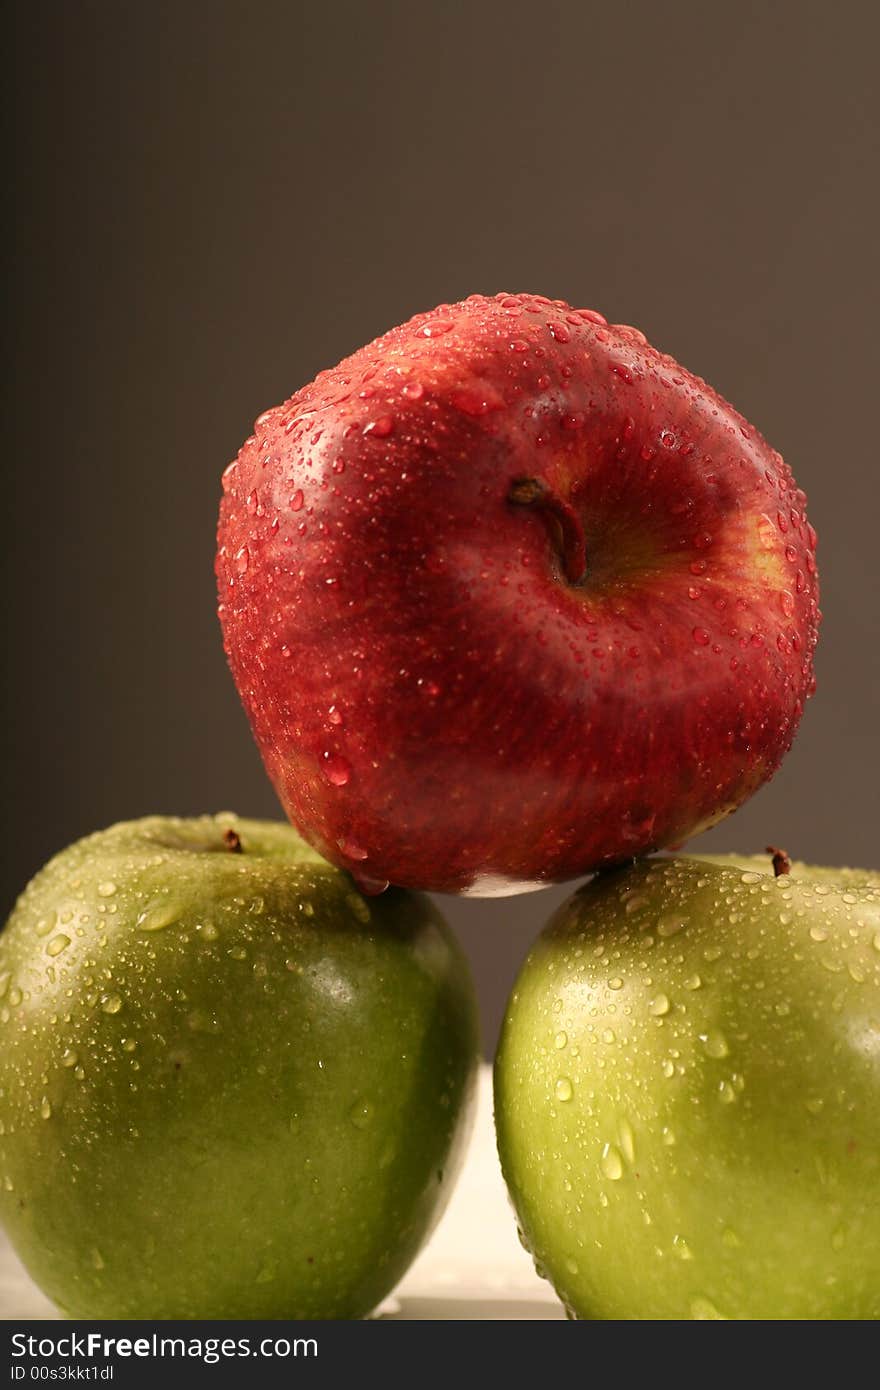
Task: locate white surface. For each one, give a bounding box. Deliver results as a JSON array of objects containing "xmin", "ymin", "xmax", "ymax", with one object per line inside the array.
[{"xmin": 0, "ymin": 1066, "xmax": 563, "ymax": 1322}]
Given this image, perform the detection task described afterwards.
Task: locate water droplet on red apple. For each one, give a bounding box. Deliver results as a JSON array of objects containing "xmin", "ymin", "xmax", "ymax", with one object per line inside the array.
[
  {"xmin": 363, "ymin": 415, "xmax": 395, "ymax": 439},
  {"xmin": 756, "ymin": 515, "xmax": 775, "ymax": 548},
  {"xmin": 289, "ymin": 490, "xmax": 304, "ymax": 512},
  {"xmin": 420, "ymin": 319, "xmax": 453, "ymax": 337},
  {"xmin": 613, "ymin": 323, "xmax": 647, "ymax": 345},
  {"xmin": 575, "ymin": 308, "xmax": 608, "ymax": 325},
  {"xmin": 692, "ymin": 627, "xmax": 710, "ymax": 646},
  {"xmin": 322, "ymin": 755, "xmax": 351, "ymax": 787},
  {"xmin": 234, "ymin": 546, "xmax": 250, "ymax": 576},
  {"xmin": 328, "ymin": 705, "xmax": 343, "ymax": 725},
  {"xmin": 449, "ymin": 385, "xmax": 504, "ymax": 416},
  {"xmin": 609, "ymin": 362, "xmax": 635, "ymax": 385},
  {"xmin": 337, "ymin": 836, "xmax": 368, "ymax": 861},
  {"xmin": 548, "ymin": 322, "xmax": 570, "ymax": 343},
  {"xmin": 402, "ymin": 381, "xmax": 424, "ymax": 400},
  {"xmin": 352, "ymin": 872, "xmax": 390, "ymax": 896}
]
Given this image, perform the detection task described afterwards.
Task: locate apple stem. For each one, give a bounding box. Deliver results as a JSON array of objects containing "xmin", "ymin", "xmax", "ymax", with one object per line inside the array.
[
  {"xmin": 766, "ymin": 844, "xmax": 791, "ymax": 877},
  {"xmin": 224, "ymin": 829, "xmax": 243, "ymax": 853},
  {"xmin": 508, "ymin": 477, "xmax": 587, "ymax": 585}
]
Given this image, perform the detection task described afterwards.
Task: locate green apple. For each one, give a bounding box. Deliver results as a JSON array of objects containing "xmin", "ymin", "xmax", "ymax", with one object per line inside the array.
[
  {"xmin": 495, "ymin": 853, "xmax": 880, "ymax": 1320},
  {"xmin": 0, "ymin": 814, "xmax": 479, "ymax": 1319}
]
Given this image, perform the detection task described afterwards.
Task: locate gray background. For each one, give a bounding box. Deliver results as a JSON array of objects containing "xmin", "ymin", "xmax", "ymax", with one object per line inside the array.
[{"xmin": 7, "ymin": 1, "xmax": 878, "ymax": 1051}]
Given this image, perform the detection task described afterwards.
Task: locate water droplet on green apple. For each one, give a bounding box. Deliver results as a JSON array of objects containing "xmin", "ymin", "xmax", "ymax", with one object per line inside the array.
[
  {"xmin": 346, "ymin": 894, "xmax": 371, "ymax": 925},
  {"xmin": 349, "ymin": 1100, "xmax": 374, "ymax": 1129},
  {"xmin": 600, "ymin": 1143, "xmax": 623, "ymax": 1180},
  {"xmin": 46, "ymin": 934, "xmax": 71, "ymax": 957},
  {"xmin": 97, "ymin": 882, "xmax": 117, "ymax": 898},
  {"xmin": 136, "ymin": 903, "xmax": 179, "ymax": 932},
  {"xmin": 624, "ymin": 895, "xmax": 647, "ymax": 916},
  {"xmin": 649, "ymin": 993, "xmax": 670, "ymax": 1016},
  {"xmin": 555, "ymin": 1077, "xmax": 573, "ymax": 1102},
  {"xmin": 657, "ymin": 914, "xmax": 688, "ymax": 938},
  {"xmin": 40, "ymin": 1097, "xmax": 52, "ymax": 1120},
  {"xmin": 691, "ymin": 1296, "xmax": 726, "ymax": 1319},
  {"xmin": 618, "ymin": 1118, "xmax": 636, "ymax": 1163},
  {"xmin": 700, "ymin": 1029, "xmax": 729, "ymax": 1058},
  {"xmin": 101, "ymin": 995, "xmax": 123, "ymax": 1015},
  {"xmin": 554, "ymin": 1031, "xmax": 568, "ymax": 1049}
]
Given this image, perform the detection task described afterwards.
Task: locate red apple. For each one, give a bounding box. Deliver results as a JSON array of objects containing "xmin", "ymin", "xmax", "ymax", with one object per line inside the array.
[{"xmin": 216, "ymin": 293, "xmax": 819, "ymax": 895}]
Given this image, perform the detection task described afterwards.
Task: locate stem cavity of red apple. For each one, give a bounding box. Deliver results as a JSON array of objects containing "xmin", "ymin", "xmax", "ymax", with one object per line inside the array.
[{"xmin": 507, "ymin": 475, "xmax": 588, "ymax": 585}]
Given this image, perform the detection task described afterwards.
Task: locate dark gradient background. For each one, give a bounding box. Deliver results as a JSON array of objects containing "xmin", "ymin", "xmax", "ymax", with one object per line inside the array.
[{"xmin": 7, "ymin": 2, "xmax": 879, "ymax": 1050}]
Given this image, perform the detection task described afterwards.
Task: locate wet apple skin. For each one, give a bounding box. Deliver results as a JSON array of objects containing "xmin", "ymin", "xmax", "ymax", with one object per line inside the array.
[
  {"xmin": 217, "ymin": 293, "xmax": 820, "ymax": 894},
  {"xmin": 495, "ymin": 854, "xmax": 880, "ymax": 1320},
  {"xmin": 0, "ymin": 814, "xmax": 479, "ymax": 1319}
]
